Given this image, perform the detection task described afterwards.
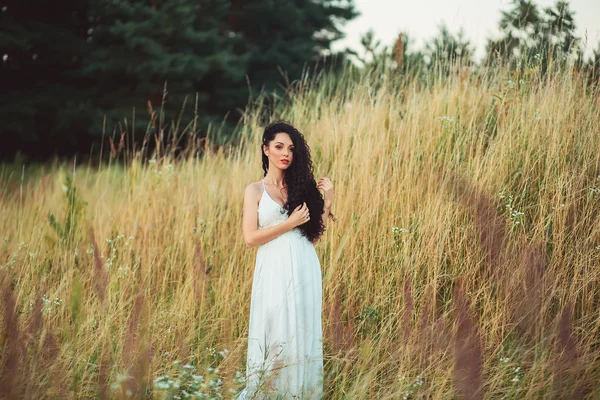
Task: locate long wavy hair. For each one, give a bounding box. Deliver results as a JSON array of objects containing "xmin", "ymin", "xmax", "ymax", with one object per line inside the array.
[{"xmin": 261, "ymin": 120, "xmax": 326, "ymax": 242}]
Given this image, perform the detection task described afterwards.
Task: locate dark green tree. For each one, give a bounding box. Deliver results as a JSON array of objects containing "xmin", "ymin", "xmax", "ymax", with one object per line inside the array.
[
  {"xmin": 1, "ymin": 0, "xmax": 358, "ymax": 160},
  {"xmin": 81, "ymin": 0, "xmax": 251, "ymax": 144},
  {"xmin": 0, "ymin": 1, "xmax": 90, "ymax": 160},
  {"xmin": 225, "ymin": 0, "xmax": 358, "ymax": 97}
]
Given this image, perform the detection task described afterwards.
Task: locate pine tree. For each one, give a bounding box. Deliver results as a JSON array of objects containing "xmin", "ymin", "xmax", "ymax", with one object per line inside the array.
[
  {"xmin": 82, "ymin": 0, "xmax": 250, "ymax": 141},
  {"xmin": 225, "ymin": 0, "xmax": 358, "ymax": 98},
  {"xmin": 485, "ymin": 0, "xmax": 581, "ymax": 71},
  {"xmin": 0, "ymin": 1, "xmax": 90, "ymax": 159}
]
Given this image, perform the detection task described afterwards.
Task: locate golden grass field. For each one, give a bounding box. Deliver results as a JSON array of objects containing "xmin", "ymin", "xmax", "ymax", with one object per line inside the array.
[{"xmin": 1, "ymin": 62, "xmax": 599, "ymax": 399}]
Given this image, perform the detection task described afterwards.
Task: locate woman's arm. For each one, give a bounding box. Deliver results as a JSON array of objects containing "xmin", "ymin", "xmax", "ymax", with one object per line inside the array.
[{"xmin": 242, "ymin": 183, "xmax": 307, "ymax": 247}]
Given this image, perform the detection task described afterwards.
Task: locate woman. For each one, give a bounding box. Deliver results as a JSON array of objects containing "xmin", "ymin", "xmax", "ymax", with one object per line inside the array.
[{"xmin": 237, "ymin": 121, "xmax": 334, "ymax": 399}]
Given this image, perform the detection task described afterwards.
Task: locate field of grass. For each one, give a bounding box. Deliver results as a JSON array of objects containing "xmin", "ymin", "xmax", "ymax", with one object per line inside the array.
[{"xmin": 1, "ymin": 62, "xmax": 599, "ymax": 399}]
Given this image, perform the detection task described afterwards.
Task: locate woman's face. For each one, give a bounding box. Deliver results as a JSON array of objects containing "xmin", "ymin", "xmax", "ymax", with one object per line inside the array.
[{"xmin": 264, "ymin": 132, "xmax": 294, "ymax": 170}]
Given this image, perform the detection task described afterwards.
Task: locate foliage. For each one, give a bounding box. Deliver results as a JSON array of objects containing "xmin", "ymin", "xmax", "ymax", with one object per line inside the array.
[
  {"xmin": 0, "ymin": 0, "xmax": 358, "ymax": 161},
  {"xmin": 47, "ymin": 174, "xmax": 88, "ymax": 246},
  {"xmin": 485, "ymin": 0, "xmax": 582, "ymax": 72}
]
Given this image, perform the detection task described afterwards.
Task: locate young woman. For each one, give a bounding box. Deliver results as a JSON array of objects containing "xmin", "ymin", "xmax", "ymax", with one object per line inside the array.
[{"xmin": 236, "ymin": 121, "xmax": 334, "ymax": 399}]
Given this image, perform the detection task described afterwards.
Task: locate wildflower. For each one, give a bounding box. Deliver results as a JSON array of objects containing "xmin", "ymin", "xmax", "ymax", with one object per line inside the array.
[
  {"xmin": 438, "ymin": 116, "xmax": 455, "ymax": 123},
  {"xmin": 155, "ymin": 381, "xmax": 170, "ymax": 390},
  {"xmin": 218, "ymin": 348, "xmax": 229, "ymax": 358}
]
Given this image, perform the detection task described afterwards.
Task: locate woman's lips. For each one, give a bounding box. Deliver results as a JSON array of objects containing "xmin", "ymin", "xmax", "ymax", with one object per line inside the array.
[{"xmin": 281, "ymin": 159, "xmax": 289, "ymax": 164}]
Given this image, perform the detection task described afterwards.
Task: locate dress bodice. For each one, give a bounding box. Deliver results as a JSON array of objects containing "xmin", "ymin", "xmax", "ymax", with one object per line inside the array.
[{"xmin": 258, "ymin": 179, "xmax": 290, "ymax": 229}]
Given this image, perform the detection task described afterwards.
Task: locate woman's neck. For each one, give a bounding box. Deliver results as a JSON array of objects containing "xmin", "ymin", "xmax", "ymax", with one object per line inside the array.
[{"xmin": 264, "ymin": 170, "xmax": 285, "ymax": 187}]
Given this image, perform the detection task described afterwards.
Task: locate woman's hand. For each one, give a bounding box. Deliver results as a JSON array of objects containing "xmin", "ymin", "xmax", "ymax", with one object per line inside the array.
[
  {"xmin": 317, "ymin": 177, "xmax": 334, "ymax": 209},
  {"xmin": 288, "ymin": 202, "xmax": 310, "ymax": 228}
]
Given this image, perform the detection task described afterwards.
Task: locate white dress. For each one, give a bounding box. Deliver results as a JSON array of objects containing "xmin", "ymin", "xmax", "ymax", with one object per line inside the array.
[{"xmin": 236, "ymin": 179, "xmax": 324, "ymax": 399}]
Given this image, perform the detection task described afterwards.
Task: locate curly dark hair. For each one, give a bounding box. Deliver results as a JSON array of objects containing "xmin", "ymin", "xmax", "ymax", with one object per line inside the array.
[{"xmin": 261, "ymin": 120, "xmax": 326, "ymax": 243}]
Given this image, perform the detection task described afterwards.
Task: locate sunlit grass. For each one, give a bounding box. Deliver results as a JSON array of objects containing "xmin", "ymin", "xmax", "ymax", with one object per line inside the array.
[{"xmin": 1, "ymin": 60, "xmax": 599, "ymax": 399}]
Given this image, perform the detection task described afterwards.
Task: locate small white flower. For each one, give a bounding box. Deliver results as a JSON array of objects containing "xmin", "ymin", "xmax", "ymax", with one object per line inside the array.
[{"xmin": 155, "ymin": 381, "xmax": 170, "ymax": 390}]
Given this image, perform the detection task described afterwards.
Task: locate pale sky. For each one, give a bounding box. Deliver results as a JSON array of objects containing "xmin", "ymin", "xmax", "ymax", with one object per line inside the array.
[{"xmin": 331, "ymin": 0, "xmax": 600, "ymax": 61}]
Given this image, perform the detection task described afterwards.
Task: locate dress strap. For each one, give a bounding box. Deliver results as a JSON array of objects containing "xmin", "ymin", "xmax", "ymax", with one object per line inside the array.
[{"xmin": 261, "ymin": 178, "xmax": 266, "ymax": 193}]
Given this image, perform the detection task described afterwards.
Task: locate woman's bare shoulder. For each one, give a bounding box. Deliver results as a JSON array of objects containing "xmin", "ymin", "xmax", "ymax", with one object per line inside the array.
[{"xmin": 244, "ymin": 181, "xmax": 263, "ymax": 198}]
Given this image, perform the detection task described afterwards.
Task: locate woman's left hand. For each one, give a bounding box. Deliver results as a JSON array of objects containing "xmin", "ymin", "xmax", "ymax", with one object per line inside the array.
[{"xmin": 317, "ymin": 177, "xmax": 334, "ymax": 208}]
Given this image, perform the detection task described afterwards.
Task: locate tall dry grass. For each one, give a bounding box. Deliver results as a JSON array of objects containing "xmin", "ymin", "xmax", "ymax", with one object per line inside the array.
[{"xmin": 1, "ymin": 61, "xmax": 599, "ymax": 399}]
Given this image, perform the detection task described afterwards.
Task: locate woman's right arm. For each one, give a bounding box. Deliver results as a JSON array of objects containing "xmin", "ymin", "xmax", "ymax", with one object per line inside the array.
[{"xmin": 242, "ymin": 183, "xmax": 307, "ymax": 248}]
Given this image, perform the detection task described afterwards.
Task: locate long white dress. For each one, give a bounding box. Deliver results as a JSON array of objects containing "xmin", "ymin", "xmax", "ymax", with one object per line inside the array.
[{"xmin": 236, "ymin": 179, "xmax": 324, "ymax": 399}]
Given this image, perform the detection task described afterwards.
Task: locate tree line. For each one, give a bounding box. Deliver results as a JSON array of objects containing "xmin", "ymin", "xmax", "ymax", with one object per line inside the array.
[
  {"xmin": 1, "ymin": 0, "xmax": 598, "ymax": 162},
  {"xmin": 0, "ymin": 0, "xmax": 357, "ymax": 161}
]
